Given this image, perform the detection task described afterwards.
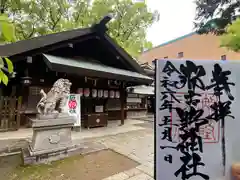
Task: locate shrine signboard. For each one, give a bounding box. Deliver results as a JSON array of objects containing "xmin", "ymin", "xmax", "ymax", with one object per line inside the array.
[{"xmin": 155, "ymin": 59, "xmax": 239, "ymax": 180}]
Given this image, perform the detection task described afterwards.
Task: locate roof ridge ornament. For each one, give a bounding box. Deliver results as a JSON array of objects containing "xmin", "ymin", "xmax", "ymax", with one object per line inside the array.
[{"xmin": 92, "ymin": 14, "xmax": 113, "ymax": 34}]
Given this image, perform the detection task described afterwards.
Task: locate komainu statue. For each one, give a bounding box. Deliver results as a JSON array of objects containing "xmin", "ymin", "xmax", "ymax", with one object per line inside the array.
[{"xmin": 36, "ymin": 78, "xmax": 72, "ymax": 115}]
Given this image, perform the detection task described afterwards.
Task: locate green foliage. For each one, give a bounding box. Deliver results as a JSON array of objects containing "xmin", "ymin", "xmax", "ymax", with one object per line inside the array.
[
  {"xmin": 4, "ymin": 0, "xmax": 159, "ymax": 57},
  {"xmin": 195, "ymin": 0, "xmax": 240, "ymax": 34},
  {"xmin": 220, "ymin": 18, "xmax": 240, "ymax": 52},
  {"xmin": 97, "ymin": 0, "xmax": 158, "ymax": 57},
  {"xmin": 0, "ymin": 13, "xmax": 15, "ymax": 85},
  {"xmin": 0, "ymin": 14, "xmax": 16, "ymax": 43}
]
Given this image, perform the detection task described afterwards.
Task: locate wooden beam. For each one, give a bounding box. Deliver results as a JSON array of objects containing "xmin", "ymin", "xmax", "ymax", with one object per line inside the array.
[{"xmin": 10, "ymin": 35, "xmax": 95, "ymax": 62}]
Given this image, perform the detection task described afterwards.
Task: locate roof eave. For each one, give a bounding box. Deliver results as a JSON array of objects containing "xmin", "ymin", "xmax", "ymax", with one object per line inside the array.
[
  {"xmin": 103, "ymin": 34, "xmax": 146, "ymax": 74},
  {"xmin": 0, "ymin": 27, "xmax": 95, "ymax": 58}
]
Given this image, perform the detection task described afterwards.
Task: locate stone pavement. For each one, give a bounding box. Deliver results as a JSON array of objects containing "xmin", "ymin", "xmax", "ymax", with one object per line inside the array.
[
  {"xmin": 0, "ymin": 119, "xmax": 155, "ymax": 180},
  {"xmin": 0, "ymin": 119, "xmax": 145, "ymax": 155},
  {"xmin": 130, "ymin": 114, "xmax": 154, "ymax": 122},
  {"xmin": 0, "ymin": 119, "xmax": 144, "ymax": 141},
  {"xmin": 93, "ymin": 125, "xmax": 154, "ymax": 180}
]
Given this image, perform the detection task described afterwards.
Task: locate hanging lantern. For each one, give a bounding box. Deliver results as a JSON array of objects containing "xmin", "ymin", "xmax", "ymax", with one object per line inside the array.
[
  {"xmin": 84, "ymin": 88, "xmax": 90, "ymax": 97},
  {"xmin": 92, "ymin": 89, "xmax": 97, "ymax": 97},
  {"xmin": 21, "ymin": 68, "xmax": 32, "ymax": 85},
  {"xmin": 104, "ymin": 90, "xmax": 108, "ymax": 98},
  {"xmin": 109, "ymin": 90, "xmax": 114, "ymax": 98},
  {"xmin": 77, "ymin": 88, "xmax": 83, "ymax": 96},
  {"xmin": 20, "ymin": 76, "xmax": 32, "ymax": 85},
  {"xmin": 98, "ymin": 89, "xmax": 103, "ymax": 97},
  {"xmin": 115, "ymin": 91, "xmax": 120, "ymax": 98}
]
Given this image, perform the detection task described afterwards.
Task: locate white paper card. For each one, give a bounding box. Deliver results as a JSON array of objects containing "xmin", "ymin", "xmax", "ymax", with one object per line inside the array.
[{"xmin": 155, "ymin": 59, "xmax": 240, "ymax": 180}]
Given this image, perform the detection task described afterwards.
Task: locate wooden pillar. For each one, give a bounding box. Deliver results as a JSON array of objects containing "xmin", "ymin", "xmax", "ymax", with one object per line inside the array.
[{"xmin": 120, "ymin": 88, "xmax": 126, "ymax": 125}]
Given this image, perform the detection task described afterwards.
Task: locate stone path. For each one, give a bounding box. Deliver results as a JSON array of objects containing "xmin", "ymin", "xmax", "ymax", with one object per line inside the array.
[
  {"xmin": 0, "ymin": 120, "xmax": 144, "ymax": 141},
  {"xmin": 94, "ymin": 126, "xmax": 154, "ymax": 180},
  {"xmin": 130, "ymin": 114, "xmax": 154, "ymax": 122},
  {"xmin": 0, "ymin": 120, "xmax": 145, "ymax": 155},
  {"xmin": 0, "ymin": 119, "xmax": 155, "ymax": 180}
]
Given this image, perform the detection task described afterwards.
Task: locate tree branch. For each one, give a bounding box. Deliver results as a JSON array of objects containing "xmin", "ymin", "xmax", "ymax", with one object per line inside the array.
[{"xmin": 49, "ymin": 8, "xmax": 62, "ymax": 31}]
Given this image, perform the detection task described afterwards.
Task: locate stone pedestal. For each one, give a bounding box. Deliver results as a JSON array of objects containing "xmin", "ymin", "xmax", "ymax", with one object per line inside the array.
[{"xmin": 22, "ymin": 114, "xmax": 83, "ymax": 165}]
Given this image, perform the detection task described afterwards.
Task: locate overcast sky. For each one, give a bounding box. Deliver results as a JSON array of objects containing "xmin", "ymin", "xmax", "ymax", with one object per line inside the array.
[{"xmin": 146, "ymin": 0, "xmax": 197, "ymax": 46}]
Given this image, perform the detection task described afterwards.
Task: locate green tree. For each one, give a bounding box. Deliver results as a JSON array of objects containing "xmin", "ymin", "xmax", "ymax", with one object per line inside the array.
[
  {"xmin": 195, "ymin": 0, "xmax": 240, "ymax": 34},
  {"xmin": 194, "ymin": 1, "xmax": 240, "ymax": 51},
  {"xmin": 220, "ymin": 18, "xmax": 240, "ymax": 52},
  {"xmin": 0, "ymin": 14, "xmax": 14, "ymax": 85},
  {"xmin": 0, "ymin": 0, "xmax": 23, "ymax": 14},
  {"xmin": 90, "ymin": 0, "xmax": 159, "ymax": 57},
  {"xmin": 12, "ymin": 0, "xmax": 72, "ymax": 39},
  {"xmin": 7, "ymin": 0, "xmax": 159, "ymax": 57}
]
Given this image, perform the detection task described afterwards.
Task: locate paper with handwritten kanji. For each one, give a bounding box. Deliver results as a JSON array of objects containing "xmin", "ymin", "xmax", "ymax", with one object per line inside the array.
[{"xmin": 155, "ymin": 59, "xmax": 240, "ymax": 180}]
